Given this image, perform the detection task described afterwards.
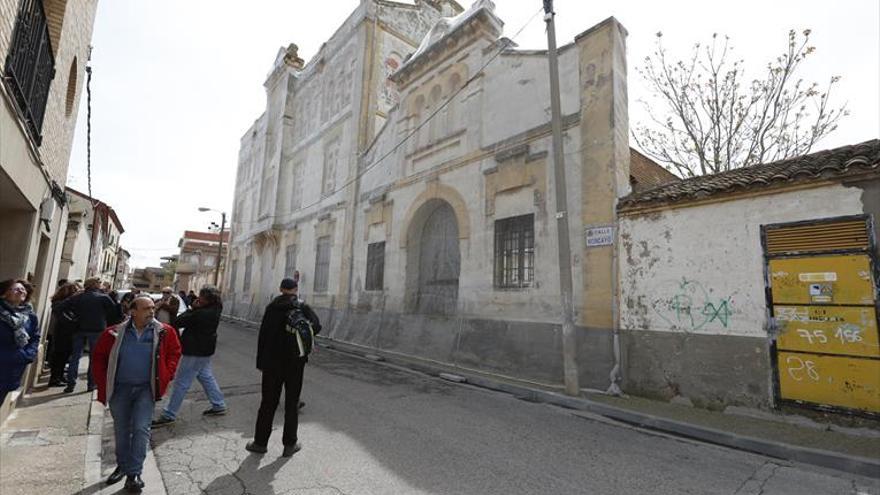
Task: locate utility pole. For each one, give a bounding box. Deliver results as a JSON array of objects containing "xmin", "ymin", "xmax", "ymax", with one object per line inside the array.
[
  {"xmin": 214, "ymin": 212, "xmax": 226, "ymax": 287},
  {"xmin": 544, "ymin": 0, "xmax": 580, "ymax": 396}
]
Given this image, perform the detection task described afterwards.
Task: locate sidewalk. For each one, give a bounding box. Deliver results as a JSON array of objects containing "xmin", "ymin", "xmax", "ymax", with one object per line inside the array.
[
  {"xmin": 0, "ymin": 362, "xmax": 166, "ymax": 495},
  {"xmin": 314, "ymin": 334, "xmax": 880, "ymax": 479}
]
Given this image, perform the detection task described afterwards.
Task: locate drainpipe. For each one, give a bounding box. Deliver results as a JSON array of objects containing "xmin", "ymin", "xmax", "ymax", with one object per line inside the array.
[{"xmin": 606, "ymin": 215, "xmax": 623, "ymax": 396}]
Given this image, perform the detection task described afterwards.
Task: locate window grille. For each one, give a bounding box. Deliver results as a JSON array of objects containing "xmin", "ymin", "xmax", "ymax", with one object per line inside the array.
[
  {"xmin": 365, "ymin": 242, "xmax": 385, "ymax": 291},
  {"xmin": 3, "ymin": 0, "xmax": 55, "ymax": 144},
  {"xmin": 285, "ymin": 244, "xmax": 297, "ymax": 277},
  {"xmin": 314, "ymin": 236, "xmax": 331, "ymax": 293},
  {"xmin": 494, "ymin": 214, "xmax": 535, "ymax": 289},
  {"xmin": 243, "ymin": 255, "xmax": 253, "ymax": 292}
]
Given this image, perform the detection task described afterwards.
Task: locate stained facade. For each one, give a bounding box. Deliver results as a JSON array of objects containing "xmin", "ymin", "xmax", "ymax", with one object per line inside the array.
[{"xmin": 227, "ymin": 0, "xmax": 633, "ymax": 391}]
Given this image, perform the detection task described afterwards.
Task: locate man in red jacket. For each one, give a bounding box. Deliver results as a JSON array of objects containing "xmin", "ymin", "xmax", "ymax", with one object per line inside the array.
[{"xmin": 92, "ymin": 295, "xmax": 181, "ymax": 493}]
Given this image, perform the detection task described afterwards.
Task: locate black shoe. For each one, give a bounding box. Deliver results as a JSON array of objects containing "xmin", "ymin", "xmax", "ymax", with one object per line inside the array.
[
  {"xmin": 124, "ymin": 475, "xmax": 144, "ymax": 493},
  {"xmin": 282, "ymin": 443, "xmax": 301, "ymax": 457},
  {"xmin": 298, "ymin": 400, "xmax": 305, "ymax": 410},
  {"xmin": 106, "ymin": 466, "xmax": 125, "ymax": 485},
  {"xmin": 202, "ymin": 406, "xmax": 227, "ymax": 416},
  {"xmin": 48, "ymin": 379, "xmax": 66, "ymax": 388},
  {"xmin": 87, "ymin": 385, "xmax": 96, "ymax": 392},
  {"xmin": 245, "ymin": 441, "xmax": 267, "ymax": 454},
  {"xmin": 63, "ymin": 384, "xmax": 74, "ymax": 393},
  {"xmin": 151, "ymin": 416, "xmax": 175, "ymax": 428}
]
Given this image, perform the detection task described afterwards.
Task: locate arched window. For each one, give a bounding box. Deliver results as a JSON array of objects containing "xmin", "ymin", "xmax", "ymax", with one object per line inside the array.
[
  {"xmin": 428, "ymin": 85, "xmax": 442, "ymax": 142},
  {"xmin": 446, "ymin": 73, "xmax": 461, "ymax": 132},
  {"xmin": 65, "ymin": 57, "xmax": 78, "ymax": 117},
  {"xmin": 413, "ymin": 94, "xmax": 425, "ymax": 150}
]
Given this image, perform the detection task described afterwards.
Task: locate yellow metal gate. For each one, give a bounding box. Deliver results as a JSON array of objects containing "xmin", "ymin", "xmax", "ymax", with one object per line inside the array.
[{"xmin": 764, "ymin": 216, "xmax": 880, "ymax": 415}]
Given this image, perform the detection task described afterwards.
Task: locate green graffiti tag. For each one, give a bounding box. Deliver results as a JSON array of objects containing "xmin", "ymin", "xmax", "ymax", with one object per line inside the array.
[{"xmin": 653, "ymin": 278, "xmax": 733, "ymax": 332}]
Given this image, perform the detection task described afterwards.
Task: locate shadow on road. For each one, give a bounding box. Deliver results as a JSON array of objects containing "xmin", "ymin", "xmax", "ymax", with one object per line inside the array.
[{"xmin": 201, "ymin": 455, "xmax": 289, "ymax": 495}]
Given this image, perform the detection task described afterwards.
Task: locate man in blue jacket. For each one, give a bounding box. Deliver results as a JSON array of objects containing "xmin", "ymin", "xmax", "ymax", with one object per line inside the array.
[{"xmin": 61, "ymin": 277, "xmax": 123, "ymax": 393}]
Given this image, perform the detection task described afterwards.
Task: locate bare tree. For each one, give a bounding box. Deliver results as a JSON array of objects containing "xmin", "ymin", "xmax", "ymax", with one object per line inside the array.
[{"xmin": 634, "ymin": 29, "xmax": 848, "ymax": 177}]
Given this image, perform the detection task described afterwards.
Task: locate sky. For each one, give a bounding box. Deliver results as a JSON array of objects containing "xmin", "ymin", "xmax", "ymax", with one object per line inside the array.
[{"xmin": 66, "ymin": 0, "xmax": 880, "ymax": 269}]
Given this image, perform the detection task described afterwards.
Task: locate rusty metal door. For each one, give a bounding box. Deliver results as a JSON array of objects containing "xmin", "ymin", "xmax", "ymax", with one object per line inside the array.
[
  {"xmin": 417, "ymin": 203, "xmax": 460, "ymax": 315},
  {"xmin": 764, "ymin": 216, "xmax": 880, "ymax": 415}
]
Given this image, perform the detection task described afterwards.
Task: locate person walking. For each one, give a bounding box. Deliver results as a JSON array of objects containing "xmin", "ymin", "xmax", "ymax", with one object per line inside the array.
[
  {"xmin": 246, "ymin": 278, "xmax": 321, "ymax": 457},
  {"xmin": 48, "ymin": 282, "xmax": 79, "ymax": 387},
  {"xmin": 61, "ymin": 278, "xmax": 123, "ymax": 393},
  {"xmin": 152, "ymin": 286, "xmax": 227, "ymax": 427},
  {"xmin": 0, "ymin": 279, "xmax": 40, "ymax": 406},
  {"xmin": 92, "ymin": 295, "xmax": 181, "ymax": 493}
]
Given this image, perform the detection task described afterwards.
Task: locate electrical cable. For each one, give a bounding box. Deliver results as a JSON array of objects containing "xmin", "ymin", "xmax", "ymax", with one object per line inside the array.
[{"xmin": 232, "ymin": 6, "xmax": 545, "ymax": 228}]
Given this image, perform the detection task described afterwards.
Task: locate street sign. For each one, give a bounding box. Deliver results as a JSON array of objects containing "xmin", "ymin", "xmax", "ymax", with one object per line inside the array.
[{"xmin": 585, "ymin": 225, "xmax": 614, "ymax": 247}]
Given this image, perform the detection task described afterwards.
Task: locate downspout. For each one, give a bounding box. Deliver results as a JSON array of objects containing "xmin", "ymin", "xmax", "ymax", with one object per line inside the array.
[{"xmin": 606, "ymin": 210, "xmax": 623, "ymax": 396}]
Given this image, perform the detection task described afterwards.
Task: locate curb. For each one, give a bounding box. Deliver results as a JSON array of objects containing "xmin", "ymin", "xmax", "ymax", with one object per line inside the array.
[{"xmin": 315, "ymin": 336, "xmax": 880, "ymax": 480}]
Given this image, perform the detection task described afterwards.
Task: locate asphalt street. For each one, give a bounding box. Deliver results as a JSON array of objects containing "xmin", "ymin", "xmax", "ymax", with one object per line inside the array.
[{"xmin": 146, "ymin": 321, "xmax": 879, "ymax": 495}]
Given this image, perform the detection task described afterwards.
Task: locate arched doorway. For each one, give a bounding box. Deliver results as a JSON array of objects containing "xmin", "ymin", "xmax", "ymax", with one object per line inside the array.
[{"xmin": 406, "ymin": 200, "xmax": 461, "ymax": 315}]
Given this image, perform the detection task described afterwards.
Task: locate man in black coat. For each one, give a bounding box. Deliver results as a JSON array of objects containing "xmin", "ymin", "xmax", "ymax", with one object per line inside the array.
[
  {"xmin": 246, "ymin": 278, "xmax": 320, "ymax": 457},
  {"xmin": 152, "ymin": 286, "xmax": 227, "ymax": 427},
  {"xmin": 62, "ymin": 278, "xmax": 123, "ymax": 393}
]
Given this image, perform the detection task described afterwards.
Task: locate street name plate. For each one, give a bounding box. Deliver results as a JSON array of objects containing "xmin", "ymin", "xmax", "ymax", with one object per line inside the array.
[{"xmin": 585, "ymin": 225, "xmax": 614, "ymax": 247}]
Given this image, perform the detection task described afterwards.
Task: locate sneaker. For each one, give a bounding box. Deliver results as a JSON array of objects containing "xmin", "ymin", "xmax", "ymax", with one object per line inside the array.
[
  {"xmin": 151, "ymin": 416, "xmax": 175, "ymax": 428},
  {"xmin": 202, "ymin": 407, "xmax": 227, "ymax": 416},
  {"xmin": 245, "ymin": 441, "xmax": 268, "ymax": 454},
  {"xmin": 282, "ymin": 443, "xmax": 301, "ymax": 457}
]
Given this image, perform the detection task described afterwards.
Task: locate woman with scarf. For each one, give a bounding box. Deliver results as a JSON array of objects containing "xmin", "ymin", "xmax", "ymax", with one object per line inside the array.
[{"xmin": 0, "ymin": 279, "xmax": 40, "ymax": 405}]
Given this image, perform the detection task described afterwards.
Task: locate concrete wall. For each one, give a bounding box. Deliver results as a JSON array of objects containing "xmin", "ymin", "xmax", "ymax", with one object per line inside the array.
[{"xmin": 618, "ymin": 184, "xmax": 872, "ymax": 408}]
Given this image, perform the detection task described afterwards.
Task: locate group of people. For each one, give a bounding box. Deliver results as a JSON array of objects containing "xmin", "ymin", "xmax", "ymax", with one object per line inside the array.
[{"xmin": 0, "ymin": 275, "xmax": 321, "ymax": 494}]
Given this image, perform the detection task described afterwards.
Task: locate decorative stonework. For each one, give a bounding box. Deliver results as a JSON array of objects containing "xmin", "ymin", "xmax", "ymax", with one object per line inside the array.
[
  {"xmin": 399, "ymin": 181, "xmax": 470, "ymax": 248},
  {"xmin": 483, "ymin": 145, "xmax": 547, "ymax": 216}
]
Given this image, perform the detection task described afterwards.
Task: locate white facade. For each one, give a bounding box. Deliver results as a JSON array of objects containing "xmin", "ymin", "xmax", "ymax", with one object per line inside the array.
[{"xmin": 228, "ymin": 0, "xmax": 633, "ymax": 389}]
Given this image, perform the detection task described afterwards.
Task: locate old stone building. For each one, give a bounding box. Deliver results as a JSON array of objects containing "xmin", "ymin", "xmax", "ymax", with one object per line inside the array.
[
  {"xmin": 0, "ymin": 0, "xmax": 99, "ymax": 415},
  {"xmin": 227, "ymin": 0, "xmax": 649, "ymax": 391}
]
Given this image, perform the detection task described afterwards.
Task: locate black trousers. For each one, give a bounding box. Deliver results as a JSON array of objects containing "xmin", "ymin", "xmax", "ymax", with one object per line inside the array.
[
  {"xmin": 49, "ymin": 331, "xmax": 73, "ymax": 383},
  {"xmin": 254, "ymin": 360, "xmax": 305, "ymax": 447}
]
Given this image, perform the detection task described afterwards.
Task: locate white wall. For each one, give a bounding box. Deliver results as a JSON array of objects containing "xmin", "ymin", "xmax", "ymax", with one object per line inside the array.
[{"xmin": 619, "ymin": 185, "xmax": 867, "ymax": 338}]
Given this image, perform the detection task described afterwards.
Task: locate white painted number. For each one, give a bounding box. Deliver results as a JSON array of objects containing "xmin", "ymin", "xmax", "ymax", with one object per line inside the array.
[
  {"xmin": 834, "ymin": 327, "xmax": 864, "ymax": 344},
  {"xmin": 796, "ymin": 329, "xmax": 828, "ymax": 345},
  {"xmin": 786, "ymin": 356, "xmax": 820, "ymax": 382}
]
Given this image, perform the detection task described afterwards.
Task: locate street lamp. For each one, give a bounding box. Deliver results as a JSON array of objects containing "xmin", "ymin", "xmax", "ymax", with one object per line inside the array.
[{"xmin": 198, "ymin": 207, "xmax": 226, "ymax": 287}]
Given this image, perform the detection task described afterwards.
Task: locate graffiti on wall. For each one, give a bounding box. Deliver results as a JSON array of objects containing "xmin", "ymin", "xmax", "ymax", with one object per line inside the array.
[{"xmin": 652, "ymin": 278, "xmax": 734, "ymax": 332}]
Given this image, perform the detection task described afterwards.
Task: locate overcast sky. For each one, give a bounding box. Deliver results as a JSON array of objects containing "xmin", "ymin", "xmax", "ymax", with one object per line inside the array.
[{"xmin": 66, "ymin": 0, "xmax": 880, "ymax": 269}]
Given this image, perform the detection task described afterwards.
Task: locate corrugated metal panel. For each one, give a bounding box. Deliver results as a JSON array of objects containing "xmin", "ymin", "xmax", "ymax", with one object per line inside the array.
[{"xmin": 766, "ymin": 220, "xmax": 869, "ymax": 255}]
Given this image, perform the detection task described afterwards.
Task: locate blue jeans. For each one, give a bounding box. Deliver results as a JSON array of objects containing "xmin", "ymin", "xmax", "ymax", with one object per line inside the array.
[
  {"xmin": 109, "ymin": 383, "xmax": 154, "ymax": 476},
  {"xmin": 67, "ymin": 332, "xmax": 100, "ymax": 388},
  {"xmin": 162, "ymin": 355, "xmax": 226, "ymax": 420}
]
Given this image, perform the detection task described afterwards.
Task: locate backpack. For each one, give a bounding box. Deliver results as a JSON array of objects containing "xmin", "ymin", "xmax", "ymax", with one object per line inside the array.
[{"xmin": 284, "ymin": 302, "xmax": 315, "ymax": 358}]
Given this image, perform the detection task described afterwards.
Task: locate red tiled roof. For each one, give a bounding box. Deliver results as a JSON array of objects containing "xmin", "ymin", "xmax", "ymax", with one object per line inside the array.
[{"xmin": 619, "ymin": 140, "xmax": 880, "ymax": 210}]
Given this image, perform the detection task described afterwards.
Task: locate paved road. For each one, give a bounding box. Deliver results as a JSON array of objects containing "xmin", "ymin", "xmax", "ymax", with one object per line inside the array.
[{"xmin": 148, "ymin": 321, "xmax": 879, "ymax": 495}]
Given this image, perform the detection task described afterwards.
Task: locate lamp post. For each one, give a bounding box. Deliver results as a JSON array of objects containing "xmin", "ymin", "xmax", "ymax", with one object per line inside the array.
[{"xmin": 198, "ymin": 207, "xmax": 226, "ymax": 287}]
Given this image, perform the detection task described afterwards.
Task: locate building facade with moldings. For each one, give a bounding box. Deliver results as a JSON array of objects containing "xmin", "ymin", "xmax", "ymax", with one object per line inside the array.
[{"xmin": 227, "ymin": 0, "xmax": 647, "ymax": 393}]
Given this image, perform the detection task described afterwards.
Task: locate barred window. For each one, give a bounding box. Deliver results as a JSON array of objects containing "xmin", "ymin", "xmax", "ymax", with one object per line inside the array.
[
  {"xmin": 314, "ymin": 236, "xmax": 331, "ymax": 293},
  {"xmin": 284, "ymin": 244, "xmax": 297, "ymax": 277},
  {"xmin": 4, "ymin": 0, "xmax": 55, "ymax": 144},
  {"xmin": 494, "ymin": 214, "xmax": 535, "ymax": 289},
  {"xmin": 365, "ymin": 242, "xmax": 385, "ymax": 291},
  {"xmin": 243, "ymin": 255, "xmax": 253, "ymax": 292},
  {"xmin": 229, "ymin": 260, "xmax": 238, "ymax": 292}
]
